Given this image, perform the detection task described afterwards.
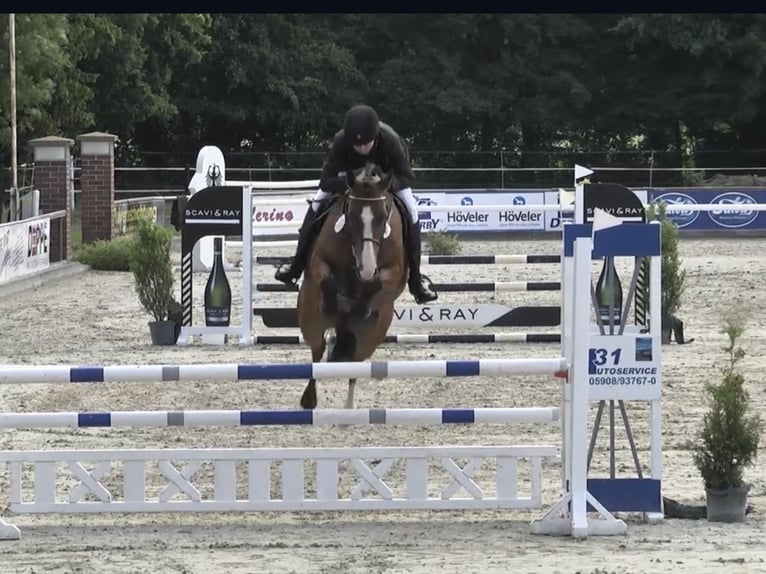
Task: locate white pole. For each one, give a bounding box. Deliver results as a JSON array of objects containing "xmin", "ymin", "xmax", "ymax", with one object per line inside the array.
[
  {"xmin": 569, "ymin": 236, "xmax": 592, "ymax": 537},
  {"xmin": 9, "ymin": 14, "xmax": 18, "ymax": 220},
  {"xmin": 241, "ymin": 187, "xmax": 254, "ymax": 345},
  {"xmin": 649, "ymin": 222, "xmax": 663, "ymax": 499}
]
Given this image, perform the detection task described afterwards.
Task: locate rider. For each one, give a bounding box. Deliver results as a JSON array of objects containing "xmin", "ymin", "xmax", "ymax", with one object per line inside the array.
[{"xmin": 274, "ymin": 104, "xmax": 438, "ymax": 304}]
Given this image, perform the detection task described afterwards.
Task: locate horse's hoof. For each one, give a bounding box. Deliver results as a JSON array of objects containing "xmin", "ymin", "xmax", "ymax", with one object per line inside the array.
[
  {"xmin": 300, "ymin": 395, "xmax": 317, "ymax": 410},
  {"xmin": 300, "ymin": 384, "xmax": 318, "ymax": 410}
]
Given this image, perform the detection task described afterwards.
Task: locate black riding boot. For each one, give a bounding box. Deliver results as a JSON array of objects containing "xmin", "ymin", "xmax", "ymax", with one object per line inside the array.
[
  {"xmin": 405, "ymin": 219, "xmax": 437, "ymax": 304},
  {"xmin": 274, "ymin": 205, "xmax": 322, "ymax": 286}
]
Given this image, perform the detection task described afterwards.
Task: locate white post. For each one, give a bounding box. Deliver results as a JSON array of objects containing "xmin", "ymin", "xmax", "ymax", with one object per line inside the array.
[
  {"xmin": 240, "ymin": 187, "xmax": 254, "ymax": 345},
  {"xmin": 189, "ymin": 146, "xmax": 228, "ymax": 272},
  {"xmin": 648, "ymin": 220, "xmax": 663, "ymax": 522},
  {"xmin": 559, "ymin": 234, "xmax": 571, "ymax": 497},
  {"xmin": 532, "ymin": 225, "xmax": 627, "ymax": 538},
  {"xmin": 560, "ymin": 164, "xmax": 590, "ymax": 496},
  {"xmin": 9, "ymin": 14, "xmax": 18, "ymax": 220},
  {"xmin": 568, "ymin": 236, "xmax": 592, "ymax": 537}
]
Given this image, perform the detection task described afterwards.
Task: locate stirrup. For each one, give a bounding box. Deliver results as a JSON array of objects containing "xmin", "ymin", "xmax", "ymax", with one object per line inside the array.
[
  {"xmin": 413, "ymin": 288, "xmax": 438, "ymax": 304},
  {"xmin": 274, "ymin": 262, "xmax": 300, "ymax": 286}
]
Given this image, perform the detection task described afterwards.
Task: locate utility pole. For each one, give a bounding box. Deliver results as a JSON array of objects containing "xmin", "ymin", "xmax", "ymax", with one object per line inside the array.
[{"xmin": 9, "ymin": 14, "xmax": 18, "ymax": 220}]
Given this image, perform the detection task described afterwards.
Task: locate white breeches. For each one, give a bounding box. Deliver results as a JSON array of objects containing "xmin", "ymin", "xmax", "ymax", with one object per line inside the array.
[
  {"xmin": 395, "ymin": 187, "xmax": 419, "ymax": 223},
  {"xmin": 310, "ymin": 189, "xmax": 330, "ymax": 211}
]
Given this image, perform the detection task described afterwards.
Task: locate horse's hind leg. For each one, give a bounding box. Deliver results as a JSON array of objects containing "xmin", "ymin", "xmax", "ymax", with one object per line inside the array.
[
  {"xmin": 328, "ymin": 326, "xmax": 358, "ymax": 410},
  {"xmin": 328, "ymin": 326, "xmax": 357, "ymax": 361},
  {"xmin": 345, "ymin": 378, "xmax": 357, "ymax": 409}
]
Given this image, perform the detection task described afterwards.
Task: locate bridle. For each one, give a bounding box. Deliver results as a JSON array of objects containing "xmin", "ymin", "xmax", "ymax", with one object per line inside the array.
[{"xmin": 345, "ymin": 190, "xmax": 393, "ymax": 251}]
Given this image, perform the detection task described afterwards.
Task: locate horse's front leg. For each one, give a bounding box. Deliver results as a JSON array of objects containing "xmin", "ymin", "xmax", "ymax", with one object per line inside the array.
[
  {"xmin": 320, "ymin": 276, "xmax": 340, "ymax": 316},
  {"xmin": 373, "ymin": 264, "xmax": 406, "ymax": 302},
  {"xmin": 300, "ymin": 339, "xmax": 326, "ymax": 410},
  {"xmin": 350, "ymin": 276, "xmax": 383, "ymax": 321},
  {"xmin": 349, "ymin": 263, "xmax": 404, "ymax": 322},
  {"xmin": 306, "ymin": 256, "xmax": 339, "ymax": 317}
]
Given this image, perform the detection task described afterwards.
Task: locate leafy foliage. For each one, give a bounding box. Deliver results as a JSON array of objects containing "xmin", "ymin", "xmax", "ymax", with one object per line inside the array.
[
  {"xmin": 425, "ymin": 232, "xmax": 461, "ymax": 256},
  {"xmin": 645, "ymin": 200, "xmax": 686, "ymax": 317},
  {"xmin": 128, "ymin": 218, "xmax": 176, "ymax": 322},
  {"xmin": 3, "ymin": 14, "xmax": 766, "ymax": 176},
  {"xmin": 693, "ymin": 314, "xmax": 761, "ymax": 490},
  {"xmin": 73, "ymin": 236, "xmax": 135, "ymax": 271}
]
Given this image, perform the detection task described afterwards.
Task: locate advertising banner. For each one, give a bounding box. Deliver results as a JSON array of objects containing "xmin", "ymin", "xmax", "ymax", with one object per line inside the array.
[
  {"xmin": 581, "ymin": 184, "xmax": 647, "ymax": 223},
  {"xmin": 413, "ymin": 192, "xmax": 448, "ymax": 232},
  {"xmin": 415, "ymin": 189, "xmax": 548, "ymax": 233},
  {"xmin": 543, "ymin": 190, "xmax": 571, "ymax": 231},
  {"xmin": 649, "ymin": 188, "xmax": 766, "ymax": 230},
  {"xmin": 113, "ymin": 198, "xmax": 166, "ymax": 237},
  {"xmin": 245, "ymin": 185, "xmax": 766, "ymax": 237},
  {"xmin": 247, "ymin": 198, "xmax": 309, "ymax": 236},
  {"xmin": 0, "ymin": 216, "xmax": 50, "ymax": 285},
  {"xmin": 250, "ymin": 189, "xmax": 554, "ymax": 235},
  {"xmin": 587, "ymin": 334, "xmax": 660, "ymax": 401}
]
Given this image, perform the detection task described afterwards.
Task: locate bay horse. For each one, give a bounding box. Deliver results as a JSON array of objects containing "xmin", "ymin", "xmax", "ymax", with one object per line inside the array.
[{"xmin": 297, "ymin": 162, "xmax": 407, "ymax": 409}]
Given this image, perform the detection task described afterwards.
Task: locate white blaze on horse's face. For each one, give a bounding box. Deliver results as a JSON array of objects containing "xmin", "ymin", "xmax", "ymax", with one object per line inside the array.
[
  {"xmin": 347, "ymin": 163, "xmax": 391, "ymax": 282},
  {"xmin": 358, "ymin": 205, "xmax": 377, "ymax": 281}
]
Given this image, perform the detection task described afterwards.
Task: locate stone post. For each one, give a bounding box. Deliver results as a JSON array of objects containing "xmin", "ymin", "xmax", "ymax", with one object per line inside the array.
[
  {"xmin": 77, "ymin": 132, "xmax": 118, "ymax": 244},
  {"xmin": 29, "ymin": 136, "xmax": 74, "ymax": 262}
]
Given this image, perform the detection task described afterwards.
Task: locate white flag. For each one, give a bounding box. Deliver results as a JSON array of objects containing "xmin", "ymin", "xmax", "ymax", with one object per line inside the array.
[
  {"xmin": 574, "ymin": 164, "xmax": 594, "ymax": 182},
  {"xmin": 592, "ymin": 208, "xmax": 623, "ymax": 241}
]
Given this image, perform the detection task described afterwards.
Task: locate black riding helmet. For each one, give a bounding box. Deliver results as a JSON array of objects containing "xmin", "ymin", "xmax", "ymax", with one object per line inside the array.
[{"xmin": 344, "ymin": 105, "xmax": 380, "ymax": 144}]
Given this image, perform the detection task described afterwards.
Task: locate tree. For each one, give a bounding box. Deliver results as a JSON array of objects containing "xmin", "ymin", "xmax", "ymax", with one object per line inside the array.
[{"xmin": 0, "ymin": 14, "xmax": 81, "ymax": 171}]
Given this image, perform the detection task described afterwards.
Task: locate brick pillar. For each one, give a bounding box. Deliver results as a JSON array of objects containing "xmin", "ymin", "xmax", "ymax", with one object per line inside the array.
[
  {"xmin": 77, "ymin": 132, "xmax": 118, "ymax": 245},
  {"xmin": 30, "ymin": 136, "xmax": 74, "ymax": 262}
]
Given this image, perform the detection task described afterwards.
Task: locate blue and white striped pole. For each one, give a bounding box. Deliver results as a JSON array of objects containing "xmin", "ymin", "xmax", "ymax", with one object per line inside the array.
[
  {"xmin": 0, "ymin": 407, "xmax": 560, "ymax": 428},
  {"xmin": 0, "ymin": 358, "xmax": 568, "ymax": 384}
]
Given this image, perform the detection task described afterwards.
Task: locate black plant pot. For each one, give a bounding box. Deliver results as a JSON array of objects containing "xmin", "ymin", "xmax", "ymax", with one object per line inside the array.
[
  {"xmin": 148, "ymin": 320, "xmax": 179, "ymax": 346},
  {"xmin": 706, "ymin": 484, "xmax": 750, "ymax": 523}
]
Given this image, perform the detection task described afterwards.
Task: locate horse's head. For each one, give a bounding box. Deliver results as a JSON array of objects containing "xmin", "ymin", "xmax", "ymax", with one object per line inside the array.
[{"xmin": 343, "ymin": 162, "xmax": 394, "ymax": 282}]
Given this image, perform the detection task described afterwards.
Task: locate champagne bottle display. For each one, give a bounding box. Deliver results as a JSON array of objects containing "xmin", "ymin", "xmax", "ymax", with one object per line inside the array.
[
  {"xmin": 204, "ymin": 237, "xmax": 232, "ymax": 327},
  {"xmin": 595, "ymin": 257, "xmax": 623, "ymax": 325}
]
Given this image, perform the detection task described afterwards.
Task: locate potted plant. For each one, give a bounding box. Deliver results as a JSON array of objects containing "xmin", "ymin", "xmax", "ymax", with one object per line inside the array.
[
  {"xmin": 692, "ymin": 314, "xmax": 761, "ymax": 522},
  {"xmin": 129, "ymin": 217, "xmax": 180, "ymax": 345},
  {"xmin": 645, "ymin": 201, "xmax": 689, "ymax": 344}
]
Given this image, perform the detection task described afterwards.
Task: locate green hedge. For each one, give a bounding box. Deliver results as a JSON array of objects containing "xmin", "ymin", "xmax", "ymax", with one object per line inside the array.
[{"xmin": 73, "ymin": 236, "xmax": 136, "ymax": 271}]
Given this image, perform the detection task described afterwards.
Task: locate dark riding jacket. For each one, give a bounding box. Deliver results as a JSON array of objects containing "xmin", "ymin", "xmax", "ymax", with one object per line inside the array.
[{"xmin": 319, "ymin": 122, "xmax": 415, "ymax": 194}]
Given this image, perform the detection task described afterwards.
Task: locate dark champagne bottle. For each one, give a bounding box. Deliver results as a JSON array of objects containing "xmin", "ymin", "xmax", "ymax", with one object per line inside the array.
[
  {"xmin": 595, "ymin": 257, "xmax": 623, "ymax": 325},
  {"xmin": 204, "ymin": 237, "xmax": 231, "ymax": 327}
]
